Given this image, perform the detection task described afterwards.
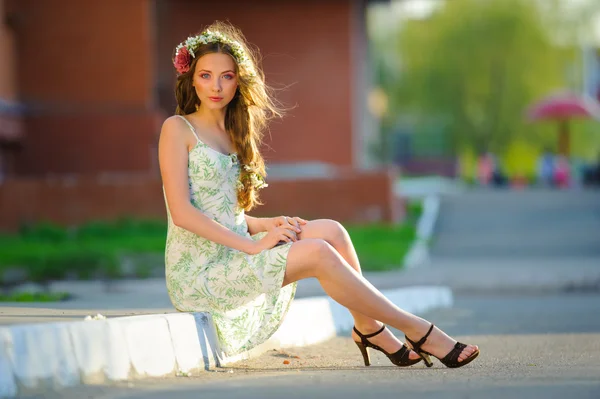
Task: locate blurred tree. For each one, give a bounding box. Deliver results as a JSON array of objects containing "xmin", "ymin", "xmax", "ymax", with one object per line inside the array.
[{"xmin": 390, "ymin": 0, "xmax": 569, "ymax": 155}]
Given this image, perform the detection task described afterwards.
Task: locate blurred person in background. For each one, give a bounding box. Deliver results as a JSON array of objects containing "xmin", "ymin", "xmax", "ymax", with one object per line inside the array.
[
  {"xmin": 537, "ymin": 148, "xmax": 556, "ymax": 187},
  {"xmin": 477, "ymin": 151, "xmax": 494, "ymax": 186},
  {"xmin": 595, "ymin": 151, "xmax": 600, "ymax": 186},
  {"xmin": 490, "ymin": 154, "xmax": 508, "ymax": 188},
  {"xmin": 569, "ymin": 157, "xmax": 586, "ymax": 189},
  {"xmin": 554, "ymin": 155, "xmax": 571, "ymax": 189},
  {"xmin": 158, "ymin": 21, "xmax": 478, "ymax": 369},
  {"xmin": 583, "ymin": 151, "xmax": 600, "ymax": 187}
]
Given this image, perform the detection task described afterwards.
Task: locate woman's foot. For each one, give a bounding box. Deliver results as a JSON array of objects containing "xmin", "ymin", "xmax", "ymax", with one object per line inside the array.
[
  {"xmin": 406, "ymin": 321, "xmax": 479, "ymax": 364},
  {"xmin": 352, "ymin": 322, "xmax": 421, "ymax": 361}
]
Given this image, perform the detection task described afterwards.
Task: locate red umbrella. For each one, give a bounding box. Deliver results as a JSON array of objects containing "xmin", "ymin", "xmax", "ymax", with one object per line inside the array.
[{"xmin": 527, "ymin": 92, "xmax": 600, "ymax": 156}]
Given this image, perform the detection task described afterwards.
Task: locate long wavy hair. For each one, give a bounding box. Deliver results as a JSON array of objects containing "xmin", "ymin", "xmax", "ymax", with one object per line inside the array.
[{"xmin": 174, "ymin": 21, "xmax": 284, "ymax": 211}]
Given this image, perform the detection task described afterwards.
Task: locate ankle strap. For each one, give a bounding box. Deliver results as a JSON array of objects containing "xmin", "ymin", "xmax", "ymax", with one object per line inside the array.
[
  {"xmin": 353, "ymin": 325, "xmax": 386, "ymax": 339},
  {"xmin": 413, "ymin": 324, "xmax": 435, "ymax": 349}
]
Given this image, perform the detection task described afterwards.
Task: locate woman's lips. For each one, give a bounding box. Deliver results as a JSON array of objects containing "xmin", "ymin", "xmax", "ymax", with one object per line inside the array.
[{"xmin": 208, "ymin": 97, "xmax": 223, "ymax": 102}]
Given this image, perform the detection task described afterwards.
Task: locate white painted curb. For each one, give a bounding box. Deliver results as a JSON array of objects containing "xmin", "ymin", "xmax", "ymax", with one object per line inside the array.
[
  {"xmin": 404, "ymin": 195, "xmax": 440, "ymax": 269},
  {"xmin": 0, "ymin": 285, "xmax": 452, "ymax": 397}
]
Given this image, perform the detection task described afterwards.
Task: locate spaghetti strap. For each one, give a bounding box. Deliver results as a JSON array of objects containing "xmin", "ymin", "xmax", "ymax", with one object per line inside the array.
[{"xmin": 176, "ymin": 115, "xmax": 200, "ymax": 142}]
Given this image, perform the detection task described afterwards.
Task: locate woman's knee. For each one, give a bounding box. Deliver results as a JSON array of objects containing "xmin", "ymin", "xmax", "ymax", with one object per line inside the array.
[
  {"xmin": 296, "ymin": 219, "xmax": 350, "ymax": 247},
  {"xmin": 319, "ymin": 219, "xmax": 350, "ymax": 247}
]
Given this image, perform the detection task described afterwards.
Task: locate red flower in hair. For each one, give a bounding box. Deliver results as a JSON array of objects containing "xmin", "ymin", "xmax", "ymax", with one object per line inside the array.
[{"xmin": 174, "ymin": 47, "xmax": 192, "ymax": 74}]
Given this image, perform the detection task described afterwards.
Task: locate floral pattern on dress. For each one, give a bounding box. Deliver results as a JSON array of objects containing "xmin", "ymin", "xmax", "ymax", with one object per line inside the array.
[{"xmin": 163, "ymin": 116, "xmax": 296, "ymax": 356}]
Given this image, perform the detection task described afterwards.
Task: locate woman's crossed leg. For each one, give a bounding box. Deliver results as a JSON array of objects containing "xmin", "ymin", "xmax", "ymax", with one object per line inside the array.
[{"xmin": 283, "ymin": 219, "xmax": 478, "ymax": 366}]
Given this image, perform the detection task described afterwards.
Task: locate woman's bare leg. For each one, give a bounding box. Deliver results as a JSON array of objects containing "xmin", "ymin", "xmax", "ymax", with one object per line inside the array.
[
  {"xmin": 283, "ymin": 238, "xmax": 478, "ymax": 362},
  {"xmin": 294, "ymin": 219, "xmax": 418, "ymax": 357}
]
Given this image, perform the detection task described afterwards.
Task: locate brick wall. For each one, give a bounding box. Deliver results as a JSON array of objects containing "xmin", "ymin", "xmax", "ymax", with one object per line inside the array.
[
  {"xmin": 0, "ymin": 168, "xmax": 400, "ymax": 233},
  {"xmin": 14, "ymin": 110, "xmax": 165, "ymax": 176},
  {"xmin": 0, "ymin": 0, "xmax": 16, "ymax": 103},
  {"xmin": 0, "ymin": 175, "xmax": 165, "ymax": 231},
  {"xmin": 157, "ymin": 0, "xmax": 359, "ymax": 167},
  {"xmin": 0, "ymin": 0, "xmax": 22, "ymax": 178},
  {"xmin": 12, "ymin": 0, "xmax": 153, "ymax": 107},
  {"xmin": 253, "ymin": 168, "xmax": 402, "ymax": 223},
  {"xmin": 8, "ymin": 0, "xmax": 160, "ymax": 176},
  {"xmin": 7, "ymin": 0, "xmax": 370, "ymax": 174}
]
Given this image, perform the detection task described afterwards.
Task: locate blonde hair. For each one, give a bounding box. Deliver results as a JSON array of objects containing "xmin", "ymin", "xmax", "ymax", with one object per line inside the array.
[{"xmin": 174, "ymin": 21, "xmax": 284, "ymax": 211}]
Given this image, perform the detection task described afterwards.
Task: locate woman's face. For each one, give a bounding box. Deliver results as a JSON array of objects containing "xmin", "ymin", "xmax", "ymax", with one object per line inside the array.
[{"xmin": 192, "ymin": 52, "xmax": 238, "ymax": 111}]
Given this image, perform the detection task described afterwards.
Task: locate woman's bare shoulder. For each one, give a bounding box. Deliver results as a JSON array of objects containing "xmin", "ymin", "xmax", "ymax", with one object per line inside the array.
[
  {"xmin": 162, "ymin": 115, "xmax": 187, "ymax": 133},
  {"xmin": 160, "ymin": 115, "xmax": 193, "ymax": 147}
]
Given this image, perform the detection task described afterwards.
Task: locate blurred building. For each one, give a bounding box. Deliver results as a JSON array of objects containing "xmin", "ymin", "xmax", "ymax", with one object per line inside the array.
[
  {"xmin": 0, "ymin": 0, "xmax": 21, "ymax": 180},
  {"xmin": 0, "ymin": 0, "xmax": 400, "ymax": 231}
]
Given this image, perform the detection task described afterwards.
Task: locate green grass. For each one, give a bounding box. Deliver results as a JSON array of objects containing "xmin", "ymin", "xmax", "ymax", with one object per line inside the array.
[
  {"xmin": 346, "ymin": 223, "xmax": 416, "ymax": 271},
  {"xmin": 347, "ymin": 200, "xmax": 422, "ymax": 271},
  {"xmin": 0, "ymin": 291, "xmax": 70, "ymax": 302},
  {"xmin": 0, "ymin": 218, "xmax": 167, "ymax": 283},
  {"xmin": 0, "ymin": 206, "xmax": 423, "ymax": 283},
  {"xmin": 406, "ymin": 201, "xmax": 424, "ymax": 225}
]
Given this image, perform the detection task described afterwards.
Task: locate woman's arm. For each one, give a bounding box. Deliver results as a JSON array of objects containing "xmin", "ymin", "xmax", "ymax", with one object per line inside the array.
[
  {"xmin": 245, "ymin": 214, "xmax": 268, "ymax": 235},
  {"xmin": 159, "ymin": 116, "xmax": 259, "ymax": 255}
]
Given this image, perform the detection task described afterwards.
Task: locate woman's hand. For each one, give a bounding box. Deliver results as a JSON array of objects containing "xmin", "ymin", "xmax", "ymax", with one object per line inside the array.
[
  {"xmin": 266, "ymin": 216, "xmax": 308, "ymax": 234},
  {"xmin": 251, "ymin": 225, "xmax": 299, "ymax": 254},
  {"xmin": 249, "ymin": 216, "xmax": 308, "ymax": 254}
]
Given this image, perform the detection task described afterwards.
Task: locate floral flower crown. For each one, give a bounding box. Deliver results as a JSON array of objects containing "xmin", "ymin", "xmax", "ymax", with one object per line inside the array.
[{"xmin": 173, "ymin": 29, "xmax": 255, "ymax": 77}]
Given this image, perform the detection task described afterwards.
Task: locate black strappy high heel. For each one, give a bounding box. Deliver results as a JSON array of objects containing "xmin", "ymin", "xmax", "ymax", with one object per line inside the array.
[
  {"xmin": 405, "ymin": 324, "xmax": 480, "ymax": 368},
  {"xmin": 353, "ymin": 325, "xmax": 422, "ymax": 367}
]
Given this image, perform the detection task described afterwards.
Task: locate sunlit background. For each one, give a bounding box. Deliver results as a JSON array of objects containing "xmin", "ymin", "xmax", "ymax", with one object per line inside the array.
[
  {"xmin": 368, "ymin": 0, "xmax": 600, "ymax": 181},
  {"xmin": 0, "ymin": 0, "xmax": 599, "ymax": 300}
]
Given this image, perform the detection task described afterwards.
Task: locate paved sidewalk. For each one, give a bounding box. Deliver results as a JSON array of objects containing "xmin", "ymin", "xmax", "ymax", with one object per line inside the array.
[
  {"xmin": 297, "ymin": 257, "xmax": 600, "ymax": 296},
  {"xmin": 0, "ymin": 274, "xmax": 443, "ymax": 326},
  {"xmin": 3, "ymin": 253, "xmax": 598, "ymax": 326}
]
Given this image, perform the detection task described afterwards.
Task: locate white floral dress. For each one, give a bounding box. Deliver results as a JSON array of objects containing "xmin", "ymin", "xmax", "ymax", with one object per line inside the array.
[{"xmin": 163, "ymin": 115, "xmax": 296, "ymax": 356}]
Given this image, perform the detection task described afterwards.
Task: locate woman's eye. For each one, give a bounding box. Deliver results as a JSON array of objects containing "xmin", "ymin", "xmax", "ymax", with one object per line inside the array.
[
  {"xmin": 223, "ymin": 74, "xmax": 234, "ymax": 80},
  {"xmin": 201, "ymin": 73, "xmax": 210, "ymax": 79}
]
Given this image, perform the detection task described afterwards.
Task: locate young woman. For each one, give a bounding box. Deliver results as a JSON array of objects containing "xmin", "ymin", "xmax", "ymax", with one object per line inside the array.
[{"xmin": 159, "ymin": 21, "xmax": 479, "ymax": 368}]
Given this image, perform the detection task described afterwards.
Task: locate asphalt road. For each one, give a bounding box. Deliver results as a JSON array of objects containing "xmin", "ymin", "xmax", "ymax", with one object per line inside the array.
[
  {"xmin": 50, "ymin": 189, "xmax": 600, "ymax": 399},
  {"xmin": 51, "ymin": 292, "xmax": 600, "ymax": 399}
]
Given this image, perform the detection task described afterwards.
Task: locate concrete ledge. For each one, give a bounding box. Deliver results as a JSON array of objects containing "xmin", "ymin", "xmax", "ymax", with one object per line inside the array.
[
  {"xmin": 404, "ymin": 195, "xmax": 440, "ymax": 269},
  {"xmin": 0, "ymin": 286, "xmax": 452, "ymax": 398},
  {"xmin": 0, "ymin": 331, "xmax": 17, "ymax": 398}
]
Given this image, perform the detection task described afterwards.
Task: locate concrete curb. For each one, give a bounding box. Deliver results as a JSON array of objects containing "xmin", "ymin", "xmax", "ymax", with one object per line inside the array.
[
  {"xmin": 0, "ymin": 286, "xmax": 452, "ymax": 398},
  {"xmin": 404, "ymin": 195, "xmax": 440, "ymax": 269}
]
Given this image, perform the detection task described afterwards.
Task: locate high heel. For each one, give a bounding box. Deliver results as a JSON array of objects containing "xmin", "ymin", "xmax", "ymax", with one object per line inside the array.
[
  {"xmin": 353, "ymin": 325, "xmax": 422, "ymax": 367},
  {"xmin": 405, "ymin": 324, "xmax": 480, "ymax": 368}
]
